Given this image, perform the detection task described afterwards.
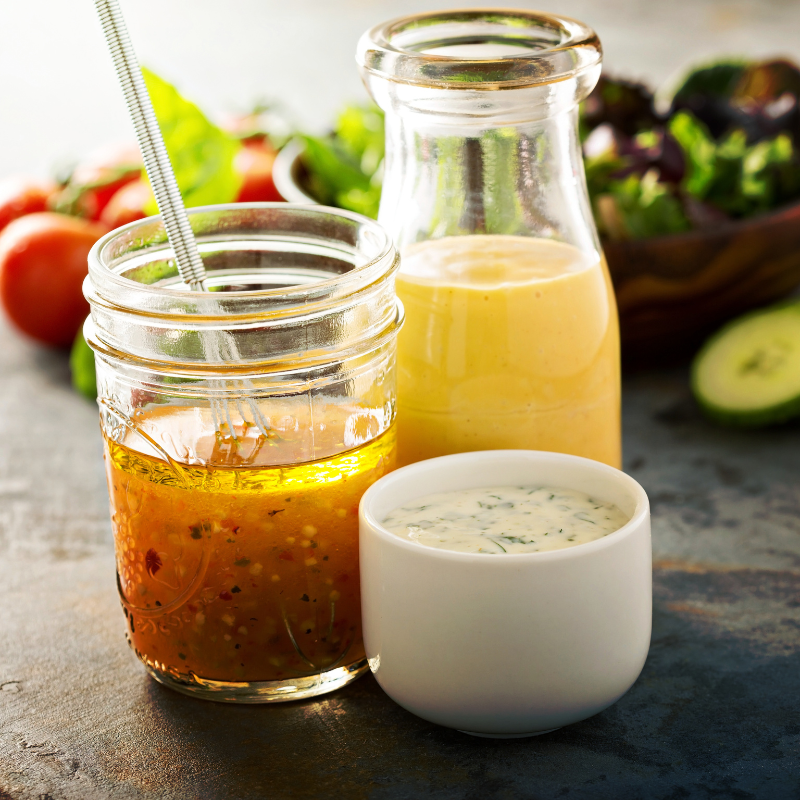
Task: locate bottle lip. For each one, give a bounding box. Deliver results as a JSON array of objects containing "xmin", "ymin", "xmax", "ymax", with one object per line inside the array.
[{"xmin": 356, "ymin": 8, "xmax": 602, "ymax": 90}]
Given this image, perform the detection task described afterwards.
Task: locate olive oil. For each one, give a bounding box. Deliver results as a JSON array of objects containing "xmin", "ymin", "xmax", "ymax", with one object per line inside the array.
[{"xmin": 106, "ymin": 422, "xmax": 395, "ymax": 685}]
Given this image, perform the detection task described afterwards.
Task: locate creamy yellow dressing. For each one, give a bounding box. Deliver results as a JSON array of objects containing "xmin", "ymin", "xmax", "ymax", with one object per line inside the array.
[
  {"xmin": 395, "ymin": 235, "xmax": 621, "ymax": 468},
  {"xmin": 382, "ymin": 485, "xmax": 629, "ymax": 554}
]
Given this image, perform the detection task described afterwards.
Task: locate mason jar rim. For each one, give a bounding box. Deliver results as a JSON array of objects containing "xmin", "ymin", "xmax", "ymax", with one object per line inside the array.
[
  {"xmin": 83, "ymin": 203, "xmax": 402, "ymax": 375},
  {"xmin": 86, "ymin": 202, "xmax": 397, "ymax": 318},
  {"xmin": 356, "ymin": 8, "xmax": 602, "ymax": 91}
]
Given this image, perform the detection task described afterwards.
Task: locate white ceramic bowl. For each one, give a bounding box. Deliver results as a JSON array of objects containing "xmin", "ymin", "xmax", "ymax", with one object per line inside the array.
[{"xmin": 359, "ymin": 450, "xmax": 652, "ymax": 738}]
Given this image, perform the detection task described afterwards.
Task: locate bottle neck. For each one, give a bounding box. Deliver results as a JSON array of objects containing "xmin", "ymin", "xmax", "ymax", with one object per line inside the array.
[{"xmin": 371, "ymin": 80, "xmax": 600, "ymax": 258}]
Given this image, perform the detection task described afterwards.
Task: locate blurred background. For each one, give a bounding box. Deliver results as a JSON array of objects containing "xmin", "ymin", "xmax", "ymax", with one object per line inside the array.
[{"xmin": 4, "ymin": 0, "xmax": 800, "ymax": 177}]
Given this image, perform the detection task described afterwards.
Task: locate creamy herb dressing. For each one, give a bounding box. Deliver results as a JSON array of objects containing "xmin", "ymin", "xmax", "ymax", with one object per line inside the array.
[{"xmin": 382, "ymin": 485, "xmax": 629, "ymax": 554}]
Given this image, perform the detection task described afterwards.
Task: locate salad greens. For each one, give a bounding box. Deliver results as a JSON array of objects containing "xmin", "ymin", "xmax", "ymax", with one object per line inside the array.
[
  {"xmin": 584, "ymin": 59, "xmax": 800, "ymax": 240},
  {"xmin": 592, "ymin": 170, "xmax": 691, "ymax": 241},
  {"xmin": 300, "ymin": 104, "xmax": 384, "ymax": 218},
  {"xmin": 669, "ymin": 112, "xmax": 800, "ymax": 217}
]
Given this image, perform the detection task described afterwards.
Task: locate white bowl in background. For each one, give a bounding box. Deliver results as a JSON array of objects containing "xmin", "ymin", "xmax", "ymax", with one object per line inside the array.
[
  {"xmin": 272, "ymin": 140, "xmax": 316, "ymax": 204},
  {"xmin": 359, "ymin": 450, "xmax": 652, "ymax": 738}
]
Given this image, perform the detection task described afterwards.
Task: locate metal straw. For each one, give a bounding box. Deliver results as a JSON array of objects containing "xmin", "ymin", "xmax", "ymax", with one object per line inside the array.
[
  {"xmin": 95, "ymin": 0, "xmax": 206, "ymax": 291},
  {"xmin": 95, "ymin": 0, "xmax": 271, "ymax": 441}
]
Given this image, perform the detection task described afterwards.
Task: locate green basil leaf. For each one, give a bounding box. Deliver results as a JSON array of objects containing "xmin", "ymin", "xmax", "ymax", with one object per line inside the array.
[{"xmin": 300, "ymin": 134, "xmax": 372, "ymax": 207}]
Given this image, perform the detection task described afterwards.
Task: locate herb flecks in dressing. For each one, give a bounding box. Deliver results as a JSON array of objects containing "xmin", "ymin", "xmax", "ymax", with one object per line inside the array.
[{"xmin": 382, "ymin": 485, "xmax": 629, "ymax": 554}]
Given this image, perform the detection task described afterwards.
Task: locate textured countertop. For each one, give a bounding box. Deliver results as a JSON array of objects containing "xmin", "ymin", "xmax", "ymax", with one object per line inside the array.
[{"xmin": 0, "ymin": 311, "xmax": 798, "ymax": 800}]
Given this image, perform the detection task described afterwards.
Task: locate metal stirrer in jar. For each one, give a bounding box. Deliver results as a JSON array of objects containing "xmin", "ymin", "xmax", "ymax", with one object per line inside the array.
[{"xmin": 94, "ymin": 0, "xmax": 270, "ymax": 442}]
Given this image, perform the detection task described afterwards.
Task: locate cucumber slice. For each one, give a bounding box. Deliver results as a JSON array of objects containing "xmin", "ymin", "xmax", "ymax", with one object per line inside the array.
[{"xmin": 692, "ymin": 302, "xmax": 800, "ymax": 427}]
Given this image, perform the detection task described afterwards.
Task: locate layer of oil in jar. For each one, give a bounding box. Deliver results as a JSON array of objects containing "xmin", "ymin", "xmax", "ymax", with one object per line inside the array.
[
  {"xmin": 106, "ymin": 410, "xmax": 396, "ymax": 685},
  {"xmin": 395, "ymin": 235, "xmax": 621, "ymax": 468}
]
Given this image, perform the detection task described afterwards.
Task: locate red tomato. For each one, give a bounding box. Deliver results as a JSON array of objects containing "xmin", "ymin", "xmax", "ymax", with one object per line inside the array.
[
  {"xmin": 82, "ymin": 173, "xmax": 140, "ymax": 220},
  {"xmin": 0, "ymin": 213, "xmax": 109, "ymax": 347},
  {"xmin": 100, "ymin": 179, "xmax": 151, "ymax": 228},
  {"xmin": 234, "ymin": 140, "xmax": 282, "ymax": 203},
  {"xmin": 52, "ymin": 143, "xmax": 142, "ymax": 220},
  {"xmin": 0, "ymin": 178, "xmax": 55, "ymax": 234}
]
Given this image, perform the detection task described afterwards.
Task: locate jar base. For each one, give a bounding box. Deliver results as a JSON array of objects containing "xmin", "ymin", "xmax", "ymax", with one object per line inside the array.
[
  {"xmin": 459, "ymin": 728, "xmax": 561, "ymax": 738},
  {"xmin": 144, "ymin": 658, "xmax": 369, "ymax": 703}
]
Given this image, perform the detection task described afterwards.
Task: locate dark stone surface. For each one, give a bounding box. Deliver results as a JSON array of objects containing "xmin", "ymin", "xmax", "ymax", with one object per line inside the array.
[{"xmin": 1, "ymin": 316, "xmax": 799, "ymax": 800}]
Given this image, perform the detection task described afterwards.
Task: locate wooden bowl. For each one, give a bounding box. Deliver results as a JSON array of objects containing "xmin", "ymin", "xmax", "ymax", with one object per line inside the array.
[
  {"xmin": 273, "ymin": 144, "xmax": 800, "ymax": 366},
  {"xmin": 606, "ymin": 201, "xmax": 800, "ymax": 366}
]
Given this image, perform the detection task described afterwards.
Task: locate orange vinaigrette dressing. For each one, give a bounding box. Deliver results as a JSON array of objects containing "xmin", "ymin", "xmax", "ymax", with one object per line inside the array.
[{"xmin": 105, "ymin": 409, "xmax": 395, "ymax": 685}]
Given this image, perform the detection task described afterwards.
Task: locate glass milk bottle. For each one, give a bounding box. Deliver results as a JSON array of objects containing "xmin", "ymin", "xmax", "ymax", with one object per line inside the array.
[{"xmin": 357, "ymin": 10, "xmax": 621, "ymax": 468}]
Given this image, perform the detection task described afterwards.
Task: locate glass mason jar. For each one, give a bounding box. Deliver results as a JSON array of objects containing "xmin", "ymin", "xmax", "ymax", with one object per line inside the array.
[
  {"xmin": 84, "ymin": 204, "xmax": 402, "ymax": 703},
  {"xmin": 357, "ymin": 10, "xmax": 621, "ymax": 468}
]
